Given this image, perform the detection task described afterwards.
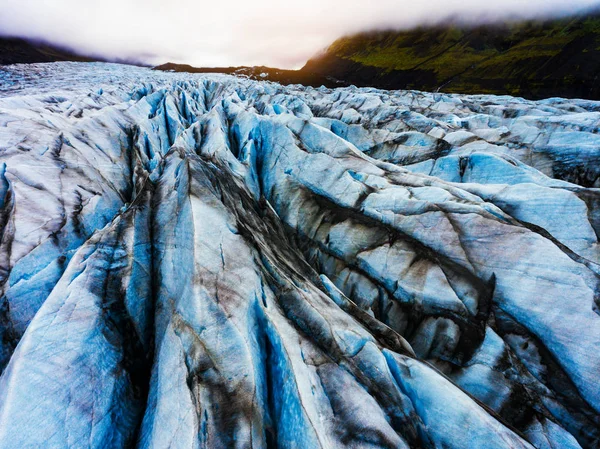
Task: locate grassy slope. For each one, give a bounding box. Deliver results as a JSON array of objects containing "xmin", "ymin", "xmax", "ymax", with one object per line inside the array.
[{"xmin": 305, "ymin": 14, "xmax": 600, "ymax": 99}]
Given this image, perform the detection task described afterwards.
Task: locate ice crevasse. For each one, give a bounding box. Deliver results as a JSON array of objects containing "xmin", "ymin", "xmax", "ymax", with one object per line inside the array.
[{"xmin": 0, "ymin": 62, "xmax": 598, "ymax": 448}]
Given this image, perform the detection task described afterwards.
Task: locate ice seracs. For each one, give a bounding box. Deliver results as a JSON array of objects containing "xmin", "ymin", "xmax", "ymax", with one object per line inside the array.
[{"xmin": 0, "ymin": 62, "xmax": 598, "ymax": 448}]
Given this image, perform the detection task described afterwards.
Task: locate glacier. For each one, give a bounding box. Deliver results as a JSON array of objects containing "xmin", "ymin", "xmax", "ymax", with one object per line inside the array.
[{"xmin": 0, "ymin": 62, "xmax": 599, "ymax": 449}]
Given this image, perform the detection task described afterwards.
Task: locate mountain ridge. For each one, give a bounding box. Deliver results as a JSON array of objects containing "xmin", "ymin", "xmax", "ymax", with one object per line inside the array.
[
  {"xmin": 0, "ymin": 36, "xmax": 98, "ymax": 65},
  {"xmin": 302, "ymin": 12, "xmax": 600, "ymax": 99}
]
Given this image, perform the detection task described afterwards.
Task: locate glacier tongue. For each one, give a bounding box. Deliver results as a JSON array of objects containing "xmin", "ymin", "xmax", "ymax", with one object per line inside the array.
[{"xmin": 0, "ymin": 62, "xmax": 598, "ymax": 449}]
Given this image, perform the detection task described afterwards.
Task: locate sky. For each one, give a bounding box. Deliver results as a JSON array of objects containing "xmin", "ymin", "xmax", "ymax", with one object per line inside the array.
[{"xmin": 1, "ymin": 0, "xmax": 599, "ymax": 68}]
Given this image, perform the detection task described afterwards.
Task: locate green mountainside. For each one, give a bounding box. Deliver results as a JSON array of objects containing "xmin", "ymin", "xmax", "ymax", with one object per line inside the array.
[{"xmin": 302, "ymin": 12, "xmax": 600, "ymax": 99}]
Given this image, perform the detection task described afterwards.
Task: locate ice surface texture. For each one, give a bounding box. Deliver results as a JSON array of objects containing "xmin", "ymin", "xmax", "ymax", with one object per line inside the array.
[{"xmin": 0, "ymin": 62, "xmax": 599, "ymax": 449}]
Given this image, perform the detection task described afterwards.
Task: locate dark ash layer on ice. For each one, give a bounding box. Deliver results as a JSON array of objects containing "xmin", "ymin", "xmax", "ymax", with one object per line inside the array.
[{"xmin": 0, "ymin": 62, "xmax": 599, "ymax": 449}]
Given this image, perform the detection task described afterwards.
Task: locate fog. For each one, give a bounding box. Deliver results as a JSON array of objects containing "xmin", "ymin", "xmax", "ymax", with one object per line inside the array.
[{"xmin": 1, "ymin": 0, "xmax": 599, "ymax": 68}]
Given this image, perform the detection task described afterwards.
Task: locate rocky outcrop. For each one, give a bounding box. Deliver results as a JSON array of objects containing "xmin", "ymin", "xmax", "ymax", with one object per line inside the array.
[{"xmin": 0, "ymin": 62, "xmax": 598, "ymax": 448}]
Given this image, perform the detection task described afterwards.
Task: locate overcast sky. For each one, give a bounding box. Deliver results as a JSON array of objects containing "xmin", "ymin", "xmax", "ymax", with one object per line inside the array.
[{"xmin": 1, "ymin": 0, "xmax": 599, "ymax": 68}]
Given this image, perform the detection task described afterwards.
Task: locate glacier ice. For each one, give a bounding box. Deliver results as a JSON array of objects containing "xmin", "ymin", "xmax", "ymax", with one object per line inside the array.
[{"xmin": 0, "ymin": 62, "xmax": 598, "ymax": 448}]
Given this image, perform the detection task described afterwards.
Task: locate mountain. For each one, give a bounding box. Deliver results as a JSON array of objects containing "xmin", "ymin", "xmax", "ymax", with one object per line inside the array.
[
  {"xmin": 302, "ymin": 12, "xmax": 600, "ymax": 100},
  {"xmin": 154, "ymin": 62, "xmax": 339, "ymax": 88},
  {"xmin": 0, "ymin": 61, "xmax": 598, "ymax": 448},
  {"xmin": 0, "ymin": 36, "xmax": 97, "ymax": 65}
]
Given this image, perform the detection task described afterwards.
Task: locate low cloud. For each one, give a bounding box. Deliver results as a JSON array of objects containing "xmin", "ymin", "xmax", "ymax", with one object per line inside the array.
[{"xmin": 1, "ymin": 0, "xmax": 599, "ymax": 68}]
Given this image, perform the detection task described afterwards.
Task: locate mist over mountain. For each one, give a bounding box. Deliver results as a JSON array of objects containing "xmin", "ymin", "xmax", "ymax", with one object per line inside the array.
[
  {"xmin": 302, "ymin": 11, "xmax": 600, "ymax": 99},
  {"xmin": 149, "ymin": 11, "xmax": 600, "ymax": 100},
  {"xmin": 1, "ymin": 0, "xmax": 600, "ymax": 68},
  {"xmin": 0, "ymin": 36, "xmax": 104, "ymax": 65}
]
